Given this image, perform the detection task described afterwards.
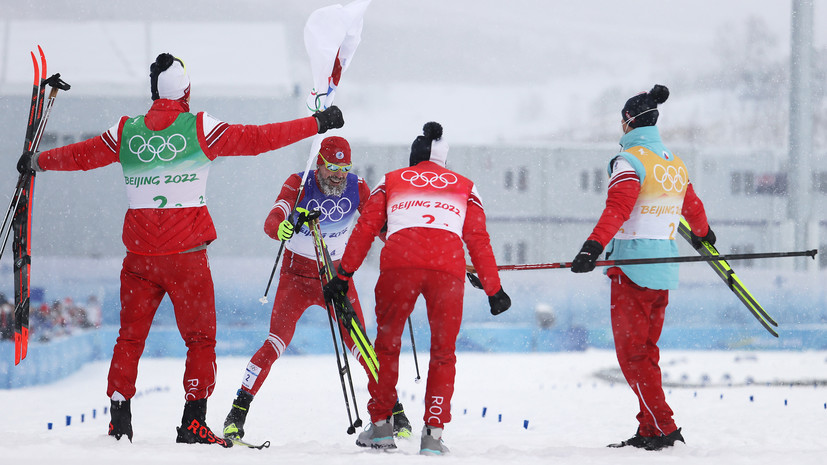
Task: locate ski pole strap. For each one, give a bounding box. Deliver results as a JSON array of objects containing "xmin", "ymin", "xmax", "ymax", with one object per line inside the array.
[
  {"xmin": 470, "ymin": 249, "xmax": 818, "ymax": 272},
  {"xmin": 337, "ymin": 264, "xmax": 354, "ymax": 279}
]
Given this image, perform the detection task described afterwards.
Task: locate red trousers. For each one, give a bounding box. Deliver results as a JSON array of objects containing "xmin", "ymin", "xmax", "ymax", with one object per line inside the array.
[
  {"xmin": 367, "ymin": 269, "xmax": 464, "ymax": 428},
  {"xmin": 609, "ymin": 269, "xmax": 677, "ymax": 437},
  {"xmin": 108, "ymin": 250, "xmax": 217, "ymax": 401},
  {"xmin": 240, "ymin": 262, "xmax": 371, "ymax": 396}
]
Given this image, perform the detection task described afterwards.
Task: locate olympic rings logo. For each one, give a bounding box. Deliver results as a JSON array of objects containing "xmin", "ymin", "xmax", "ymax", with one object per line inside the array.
[
  {"xmin": 653, "ymin": 164, "xmax": 687, "ymax": 192},
  {"xmin": 400, "ymin": 170, "xmax": 458, "ymax": 189},
  {"xmin": 306, "ymin": 197, "xmax": 353, "ymax": 222},
  {"xmin": 128, "ymin": 134, "xmax": 187, "ymax": 163}
]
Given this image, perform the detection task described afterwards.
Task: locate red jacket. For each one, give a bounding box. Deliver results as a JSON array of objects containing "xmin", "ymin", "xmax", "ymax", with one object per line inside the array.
[
  {"xmin": 36, "ymin": 99, "xmax": 318, "ymax": 255},
  {"xmin": 341, "ymin": 161, "xmax": 502, "ymax": 296}
]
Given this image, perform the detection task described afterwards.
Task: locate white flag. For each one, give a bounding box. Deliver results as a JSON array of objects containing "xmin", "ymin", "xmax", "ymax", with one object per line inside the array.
[{"xmin": 303, "ymin": 0, "xmax": 371, "ymax": 113}]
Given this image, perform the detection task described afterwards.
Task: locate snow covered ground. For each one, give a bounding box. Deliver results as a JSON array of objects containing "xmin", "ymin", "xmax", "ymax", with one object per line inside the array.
[{"xmin": 1, "ymin": 350, "xmax": 826, "ymax": 464}]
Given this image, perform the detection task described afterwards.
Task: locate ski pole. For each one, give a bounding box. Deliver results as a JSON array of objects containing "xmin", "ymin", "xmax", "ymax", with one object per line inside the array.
[
  {"xmin": 323, "ymin": 297, "xmax": 362, "ymax": 434},
  {"xmin": 407, "ymin": 317, "xmax": 421, "ymax": 383},
  {"xmin": 0, "ymin": 175, "xmax": 29, "ymax": 263},
  {"xmin": 468, "ymin": 249, "xmax": 818, "ymax": 273},
  {"xmin": 258, "ymin": 241, "xmax": 286, "ymax": 304},
  {"xmin": 311, "ymin": 217, "xmax": 363, "ymax": 434},
  {"xmin": 259, "ymin": 209, "xmax": 317, "ymax": 304}
]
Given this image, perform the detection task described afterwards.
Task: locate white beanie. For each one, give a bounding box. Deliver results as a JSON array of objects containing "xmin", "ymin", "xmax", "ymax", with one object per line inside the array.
[
  {"xmin": 429, "ymin": 137, "xmax": 449, "ymax": 168},
  {"xmin": 150, "ymin": 53, "xmax": 190, "ymax": 101},
  {"xmin": 409, "ymin": 122, "xmax": 449, "ymax": 167}
]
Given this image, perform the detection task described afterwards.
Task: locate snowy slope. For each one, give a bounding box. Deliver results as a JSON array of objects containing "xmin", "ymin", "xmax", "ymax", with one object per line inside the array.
[{"xmin": 1, "ymin": 351, "xmax": 826, "ymax": 464}]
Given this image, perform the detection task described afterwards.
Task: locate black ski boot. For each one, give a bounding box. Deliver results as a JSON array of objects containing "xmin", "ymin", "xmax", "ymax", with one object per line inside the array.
[
  {"xmin": 223, "ymin": 389, "xmax": 254, "ymax": 440},
  {"xmin": 607, "ymin": 429, "xmax": 647, "ymax": 448},
  {"xmin": 108, "ymin": 399, "xmax": 133, "ymax": 442},
  {"xmin": 175, "ymin": 398, "xmax": 232, "ymax": 448},
  {"xmin": 392, "ymin": 401, "xmax": 412, "ymax": 438},
  {"xmin": 644, "ymin": 428, "xmax": 685, "ymax": 451}
]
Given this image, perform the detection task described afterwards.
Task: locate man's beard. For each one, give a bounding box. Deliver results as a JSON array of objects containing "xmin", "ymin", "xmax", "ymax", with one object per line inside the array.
[{"xmin": 318, "ymin": 174, "xmax": 347, "ymax": 197}]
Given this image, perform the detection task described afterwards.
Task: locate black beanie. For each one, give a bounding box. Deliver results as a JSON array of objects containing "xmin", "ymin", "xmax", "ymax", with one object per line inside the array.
[
  {"xmin": 409, "ymin": 122, "xmax": 443, "ymax": 167},
  {"xmin": 621, "ymin": 84, "xmax": 670, "ymax": 128}
]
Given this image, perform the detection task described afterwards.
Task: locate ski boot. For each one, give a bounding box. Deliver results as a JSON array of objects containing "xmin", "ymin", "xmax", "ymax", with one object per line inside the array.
[
  {"xmin": 644, "ymin": 428, "xmax": 685, "ymax": 451},
  {"xmin": 392, "ymin": 401, "xmax": 412, "ymax": 438},
  {"xmin": 108, "ymin": 399, "xmax": 133, "ymax": 442},
  {"xmin": 356, "ymin": 416, "xmax": 396, "ymax": 450},
  {"xmin": 608, "ymin": 428, "xmax": 648, "ymax": 448},
  {"xmin": 223, "ymin": 389, "xmax": 254, "ymax": 441},
  {"xmin": 175, "ymin": 398, "xmax": 232, "ymax": 448},
  {"xmin": 419, "ymin": 425, "xmax": 449, "ymax": 456}
]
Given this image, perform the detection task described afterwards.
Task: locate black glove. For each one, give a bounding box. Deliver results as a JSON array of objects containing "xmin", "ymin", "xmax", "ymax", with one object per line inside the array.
[
  {"xmin": 323, "ymin": 264, "xmax": 353, "ymax": 301},
  {"xmin": 323, "ymin": 276, "xmax": 349, "ymax": 302},
  {"xmin": 690, "ymin": 226, "xmax": 716, "ymax": 250},
  {"xmin": 571, "ymin": 239, "xmax": 603, "ymax": 273},
  {"xmin": 489, "ymin": 287, "xmax": 511, "ymax": 315},
  {"xmin": 17, "ymin": 151, "xmax": 33, "ymax": 174},
  {"xmin": 466, "ymin": 272, "xmax": 483, "ymax": 290},
  {"xmin": 314, "ymin": 105, "xmax": 344, "ymax": 134}
]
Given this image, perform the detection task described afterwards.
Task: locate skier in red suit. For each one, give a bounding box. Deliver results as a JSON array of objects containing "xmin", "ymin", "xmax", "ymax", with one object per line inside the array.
[
  {"xmin": 222, "ymin": 136, "xmax": 412, "ymax": 442},
  {"xmin": 324, "ymin": 122, "xmax": 511, "ymax": 455},
  {"xmin": 571, "ymin": 85, "xmax": 713, "ymax": 451},
  {"xmin": 23, "ymin": 53, "xmax": 344, "ymax": 446}
]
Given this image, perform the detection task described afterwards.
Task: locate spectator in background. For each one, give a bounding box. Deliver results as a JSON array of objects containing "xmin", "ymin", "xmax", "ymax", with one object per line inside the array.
[
  {"xmin": 0, "ymin": 293, "xmax": 13, "ymax": 340},
  {"xmin": 31, "ymin": 303, "xmax": 53, "ymax": 341},
  {"xmin": 86, "ymin": 295, "xmax": 102, "ymax": 328}
]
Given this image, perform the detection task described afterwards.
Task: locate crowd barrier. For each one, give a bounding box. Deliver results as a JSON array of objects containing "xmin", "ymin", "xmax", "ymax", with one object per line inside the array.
[{"xmin": 2, "ymin": 322, "xmax": 825, "ymax": 389}]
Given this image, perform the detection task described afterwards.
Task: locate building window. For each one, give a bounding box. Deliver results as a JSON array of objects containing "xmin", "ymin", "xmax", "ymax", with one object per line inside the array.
[
  {"xmin": 363, "ymin": 166, "xmax": 375, "ymax": 185},
  {"xmin": 505, "ymin": 168, "xmax": 528, "ymax": 191},
  {"xmin": 503, "ymin": 241, "xmax": 527, "ymax": 263},
  {"xmin": 592, "ymin": 168, "xmax": 603, "ymax": 192},
  {"xmin": 813, "ymin": 172, "xmax": 827, "ymax": 194},
  {"xmin": 730, "ymin": 171, "xmax": 742, "ymax": 194},
  {"xmin": 518, "ymin": 167, "xmax": 528, "ymax": 191},
  {"xmin": 731, "ymin": 170, "xmax": 785, "ymax": 196},
  {"xmin": 579, "ymin": 169, "xmax": 603, "ymax": 192},
  {"xmin": 730, "ymin": 243, "xmax": 755, "ymax": 268}
]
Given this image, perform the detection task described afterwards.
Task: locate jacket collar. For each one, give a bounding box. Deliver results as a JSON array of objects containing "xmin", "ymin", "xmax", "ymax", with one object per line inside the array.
[{"xmin": 619, "ymin": 125, "xmax": 661, "ymax": 150}]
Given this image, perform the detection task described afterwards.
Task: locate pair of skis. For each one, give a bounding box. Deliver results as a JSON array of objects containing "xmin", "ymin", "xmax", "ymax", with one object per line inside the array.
[
  {"xmin": 306, "ymin": 209, "xmax": 379, "ymax": 435},
  {"xmin": 676, "ymin": 218, "xmax": 781, "ymax": 337},
  {"xmin": 0, "ymin": 46, "xmax": 70, "ymax": 364}
]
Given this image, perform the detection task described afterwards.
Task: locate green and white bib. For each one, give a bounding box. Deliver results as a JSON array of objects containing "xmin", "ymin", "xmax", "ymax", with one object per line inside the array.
[{"xmin": 119, "ymin": 113, "xmax": 210, "ymax": 209}]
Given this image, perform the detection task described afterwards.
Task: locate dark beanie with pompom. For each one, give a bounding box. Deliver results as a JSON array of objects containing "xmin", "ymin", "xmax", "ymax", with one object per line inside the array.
[
  {"xmin": 409, "ymin": 122, "xmax": 443, "ymax": 166},
  {"xmin": 621, "ymin": 84, "xmax": 669, "ymax": 128}
]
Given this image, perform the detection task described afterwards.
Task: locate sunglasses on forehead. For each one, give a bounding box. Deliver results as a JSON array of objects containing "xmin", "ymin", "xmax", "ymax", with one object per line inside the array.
[{"xmin": 319, "ymin": 152, "xmax": 352, "ymax": 172}]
